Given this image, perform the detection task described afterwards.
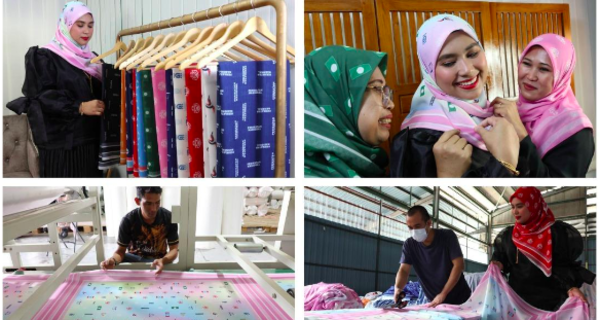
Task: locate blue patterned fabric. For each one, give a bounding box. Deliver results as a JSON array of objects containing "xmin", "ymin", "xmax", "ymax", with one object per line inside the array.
[
  {"xmin": 216, "ymin": 60, "xmax": 290, "ymax": 177},
  {"xmin": 135, "ymin": 70, "xmax": 148, "ymax": 177},
  {"xmin": 165, "ymin": 69, "xmax": 178, "ymax": 178},
  {"xmin": 125, "ymin": 70, "xmax": 133, "ymax": 175}
]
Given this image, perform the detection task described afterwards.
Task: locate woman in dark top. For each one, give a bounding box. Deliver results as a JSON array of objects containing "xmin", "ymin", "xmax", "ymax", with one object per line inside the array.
[
  {"xmin": 390, "ymin": 14, "xmax": 520, "ymax": 178},
  {"xmin": 491, "ymin": 187, "xmax": 594, "ymax": 311},
  {"xmin": 7, "ymin": 1, "xmax": 105, "ymax": 177},
  {"xmin": 490, "ymin": 34, "xmax": 594, "ymax": 177}
]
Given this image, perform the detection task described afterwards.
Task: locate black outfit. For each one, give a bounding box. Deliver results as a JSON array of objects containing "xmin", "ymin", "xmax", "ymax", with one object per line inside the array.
[
  {"xmin": 491, "ymin": 221, "xmax": 595, "ymax": 311},
  {"xmin": 516, "ymin": 128, "xmax": 594, "ymax": 177},
  {"xmin": 390, "ymin": 127, "xmax": 594, "ymax": 177},
  {"xmin": 117, "ymin": 207, "xmax": 179, "ymax": 260},
  {"xmin": 7, "ymin": 46, "xmax": 102, "ymax": 177}
]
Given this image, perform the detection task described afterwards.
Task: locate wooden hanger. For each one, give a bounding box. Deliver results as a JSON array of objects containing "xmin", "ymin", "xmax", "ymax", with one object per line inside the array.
[
  {"xmin": 164, "ymin": 23, "xmax": 228, "ymax": 70},
  {"xmin": 251, "ymin": 15, "xmax": 295, "ymax": 58},
  {"xmin": 141, "ymin": 28, "xmax": 202, "ymax": 69},
  {"xmin": 128, "ymin": 32, "xmax": 180, "ymax": 70},
  {"xmin": 114, "ymin": 37, "xmax": 148, "ymax": 68},
  {"xmin": 179, "ymin": 20, "xmax": 244, "ymax": 69},
  {"xmin": 119, "ymin": 34, "xmax": 165, "ymax": 70},
  {"xmin": 91, "ymin": 40, "xmax": 131, "ymax": 64}
]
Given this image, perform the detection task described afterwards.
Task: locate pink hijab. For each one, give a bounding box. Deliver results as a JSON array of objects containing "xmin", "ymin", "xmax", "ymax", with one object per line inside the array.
[
  {"xmin": 517, "ymin": 34, "xmax": 593, "ymax": 158},
  {"xmin": 43, "ymin": 1, "xmax": 102, "ymax": 80},
  {"xmin": 401, "ymin": 14, "xmax": 493, "ymax": 150}
]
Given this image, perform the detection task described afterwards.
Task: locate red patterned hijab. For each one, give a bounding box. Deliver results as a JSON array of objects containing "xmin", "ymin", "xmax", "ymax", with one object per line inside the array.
[{"xmin": 510, "ymin": 187, "xmax": 556, "ymax": 277}]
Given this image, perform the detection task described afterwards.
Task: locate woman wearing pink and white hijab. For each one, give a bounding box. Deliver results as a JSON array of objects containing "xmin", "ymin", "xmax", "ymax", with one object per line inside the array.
[
  {"xmin": 490, "ymin": 34, "xmax": 594, "ymax": 177},
  {"xmin": 7, "ymin": 1, "xmax": 105, "ymax": 177},
  {"xmin": 390, "ymin": 14, "xmax": 520, "ymax": 178}
]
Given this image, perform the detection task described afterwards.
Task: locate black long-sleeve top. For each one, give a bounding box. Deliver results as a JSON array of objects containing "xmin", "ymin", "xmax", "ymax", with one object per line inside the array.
[
  {"xmin": 6, "ymin": 46, "xmax": 102, "ymax": 150},
  {"xmin": 390, "ymin": 128, "xmax": 594, "ymax": 177},
  {"xmin": 491, "ymin": 221, "xmax": 595, "ymax": 311}
]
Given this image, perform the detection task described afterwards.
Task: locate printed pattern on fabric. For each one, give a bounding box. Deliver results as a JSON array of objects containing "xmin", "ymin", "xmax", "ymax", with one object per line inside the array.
[
  {"xmin": 201, "ymin": 65, "xmax": 218, "ymax": 178},
  {"xmin": 165, "ymin": 69, "xmax": 178, "ymax": 178},
  {"xmin": 99, "ymin": 64, "xmax": 122, "ymax": 170},
  {"xmin": 135, "ymin": 70, "xmax": 148, "ymax": 177},
  {"xmin": 120, "ymin": 69, "xmax": 127, "ymax": 165},
  {"xmin": 125, "ymin": 70, "xmax": 134, "ymax": 175},
  {"xmin": 217, "ymin": 60, "xmax": 290, "ymax": 177},
  {"xmin": 151, "ymin": 67, "xmax": 169, "ymax": 177},
  {"xmin": 305, "ymin": 264, "xmax": 590, "ymax": 320},
  {"xmin": 139, "ymin": 69, "xmax": 160, "ymax": 177},
  {"xmin": 3, "ymin": 271, "xmax": 294, "ymax": 320},
  {"xmin": 184, "ymin": 68, "xmax": 205, "ymax": 178},
  {"xmin": 172, "ymin": 69, "xmax": 190, "ymax": 178}
]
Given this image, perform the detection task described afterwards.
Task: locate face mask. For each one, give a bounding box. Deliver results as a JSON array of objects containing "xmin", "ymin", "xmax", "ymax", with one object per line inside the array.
[{"xmin": 411, "ymin": 228, "xmax": 428, "ymax": 242}]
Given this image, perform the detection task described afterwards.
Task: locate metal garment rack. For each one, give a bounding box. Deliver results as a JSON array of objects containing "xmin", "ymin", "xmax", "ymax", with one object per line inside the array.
[
  {"xmin": 3, "ymin": 190, "xmax": 105, "ymax": 320},
  {"xmin": 117, "ymin": 0, "xmax": 289, "ymax": 177}
]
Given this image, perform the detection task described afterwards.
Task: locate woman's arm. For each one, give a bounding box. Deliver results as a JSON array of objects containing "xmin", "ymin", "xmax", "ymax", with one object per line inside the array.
[
  {"xmin": 517, "ymin": 129, "xmax": 594, "ymax": 177},
  {"xmin": 551, "ymin": 222, "xmax": 595, "ymax": 292},
  {"xmin": 490, "ymin": 228, "xmax": 511, "ymax": 274}
]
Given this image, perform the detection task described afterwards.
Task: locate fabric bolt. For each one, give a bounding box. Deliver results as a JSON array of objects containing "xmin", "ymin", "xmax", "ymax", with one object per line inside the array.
[
  {"xmin": 99, "ymin": 64, "xmax": 122, "ymax": 170},
  {"xmin": 172, "ymin": 69, "xmax": 190, "ymax": 178},
  {"xmin": 306, "ymin": 264, "xmax": 590, "ymax": 320},
  {"xmin": 125, "ymin": 70, "xmax": 134, "ymax": 175},
  {"xmin": 510, "ymin": 187, "xmax": 556, "ymax": 277},
  {"xmin": 42, "ymin": 1, "xmax": 102, "ymax": 80},
  {"xmin": 151, "ymin": 67, "xmax": 169, "ymax": 177},
  {"xmin": 165, "ymin": 69, "xmax": 178, "ymax": 178},
  {"xmin": 201, "ymin": 65, "xmax": 218, "ymax": 178},
  {"xmin": 217, "ymin": 60, "xmax": 291, "ymax": 177},
  {"xmin": 304, "ymin": 282, "xmax": 364, "ymax": 311},
  {"xmin": 400, "ymin": 14, "xmax": 493, "ymax": 150},
  {"xmin": 120, "ymin": 69, "xmax": 126, "ymax": 165},
  {"xmin": 135, "ymin": 70, "xmax": 147, "ymax": 177},
  {"xmin": 184, "ymin": 68, "xmax": 205, "ymax": 178},
  {"xmin": 517, "ymin": 34, "xmax": 593, "ymax": 158},
  {"xmin": 304, "ymin": 46, "xmax": 388, "ymax": 178},
  {"xmin": 139, "ymin": 69, "xmax": 160, "ymax": 177}
]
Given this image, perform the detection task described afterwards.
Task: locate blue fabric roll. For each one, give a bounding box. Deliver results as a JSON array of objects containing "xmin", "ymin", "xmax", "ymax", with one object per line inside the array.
[
  {"xmin": 165, "ymin": 69, "xmax": 177, "ymax": 178},
  {"xmin": 135, "ymin": 70, "xmax": 148, "ymax": 177}
]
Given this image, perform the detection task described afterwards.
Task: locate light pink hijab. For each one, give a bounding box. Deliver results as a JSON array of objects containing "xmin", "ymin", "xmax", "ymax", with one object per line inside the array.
[
  {"xmin": 43, "ymin": 1, "xmax": 102, "ymax": 80},
  {"xmin": 517, "ymin": 34, "xmax": 592, "ymax": 158},
  {"xmin": 401, "ymin": 14, "xmax": 493, "ymax": 150}
]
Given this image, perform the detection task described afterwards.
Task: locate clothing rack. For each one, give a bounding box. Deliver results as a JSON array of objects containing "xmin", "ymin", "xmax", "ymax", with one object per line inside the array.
[{"xmin": 116, "ymin": 0, "xmax": 289, "ymax": 178}]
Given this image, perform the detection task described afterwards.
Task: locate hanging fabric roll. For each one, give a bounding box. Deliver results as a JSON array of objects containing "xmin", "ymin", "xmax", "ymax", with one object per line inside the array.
[
  {"xmin": 217, "ymin": 60, "xmax": 290, "ymax": 177},
  {"xmin": 172, "ymin": 69, "xmax": 190, "ymax": 178},
  {"xmin": 99, "ymin": 64, "xmax": 122, "ymax": 170},
  {"xmin": 120, "ymin": 69, "xmax": 127, "ymax": 165},
  {"xmin": 151, "ymin": 67, "xmax": 169, "ymax": 178},
  {"xmin": 125, "ymin": 70, "xmax": 134, "ymax": 175},
  {"xmin": 135, "ymin": 70, "xmax": 148, "ymax": 177},
  {"xmin": 139, "ymin": 69, "xmax": 160, "ymax": 178},
  {"xmin": 184, "ymin": 68, "xmax": 205, "ymax": 178},
  {"xmin": 165, "ymin": 69, "xmax": 178, "ymax": 178},
  {"xmin": 201, "ymin": 65, "xmax": 218, "ymax": 178}
]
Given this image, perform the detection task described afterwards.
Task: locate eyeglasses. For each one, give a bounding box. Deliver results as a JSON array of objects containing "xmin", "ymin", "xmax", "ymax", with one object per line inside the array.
[{"xmin": 366, "ymin": 85, "xmax": 394, "ymax": 108}]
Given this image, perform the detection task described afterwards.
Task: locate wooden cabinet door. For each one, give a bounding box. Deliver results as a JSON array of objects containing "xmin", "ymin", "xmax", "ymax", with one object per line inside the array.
[{"xmin": 304, "ymin": 0, "xmax": 380, "ymax": 53}]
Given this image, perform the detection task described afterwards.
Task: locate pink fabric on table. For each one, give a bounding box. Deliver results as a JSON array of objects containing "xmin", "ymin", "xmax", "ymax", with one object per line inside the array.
[
  {"xmin": 184, "ymin": 68, "xmax": 204, "ymax": 178},
  {"xmin": 304, "ymin": 282, "xmax": 364, "ymax": 311},
  {"xmin": 306, "ymin": 264, "xmax": 590, "ymax": 320},
  {"xmin": 151, "ymin": 67, "xmax": 169, "ymax": 178}
]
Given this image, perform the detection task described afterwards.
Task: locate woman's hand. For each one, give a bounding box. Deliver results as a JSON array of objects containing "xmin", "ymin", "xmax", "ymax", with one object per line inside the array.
[
  {"xmin": 475, "ymin": 117, "xmax": 519, "ymax": 168},
  {"xmin": 490, "ymin": 260, "xmax": 504, "ymax": 271},
  {"xmin": 80, "ymin": 100, "xmax": 105, "ymax": 116},
  {"xmin": 568, "ymin": 287, "xmax": 588, "ymax": 304},
  {"xmin": 490, "ymin": 97, "xmax": 528, "ymax": 141},
  {"xmin": 433, "ymin": 129, "xmax": 473, "ymax": 177}
]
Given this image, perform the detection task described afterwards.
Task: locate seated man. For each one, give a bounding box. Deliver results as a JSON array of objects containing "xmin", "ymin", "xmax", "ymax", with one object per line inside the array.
[
  {"xmin": 100, "ymin": 187, "xmax": 179, "ymax": 274},
  {"xmin": 394, "ymin": 205, "xmax": 471, "ymax": 307}
]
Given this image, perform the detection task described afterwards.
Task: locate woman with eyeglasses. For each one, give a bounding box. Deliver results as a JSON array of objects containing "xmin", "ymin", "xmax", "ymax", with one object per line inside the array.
[
  {"xmin": 390, "ymin": 14, "xmax": 520, "ymax": 178},
  {"xmin": 304, "ymin": 46, "xmax": 395, "ymax": 177}
]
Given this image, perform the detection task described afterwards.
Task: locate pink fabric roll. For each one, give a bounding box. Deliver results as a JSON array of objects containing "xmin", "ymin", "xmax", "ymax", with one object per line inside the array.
[
  {"xmin": 151, "ymin": 67, "xmax": 169, "ymax": 178},
  {"xmin": 304, "ymin": 282, "xmax": 364, "ymax": 311}
]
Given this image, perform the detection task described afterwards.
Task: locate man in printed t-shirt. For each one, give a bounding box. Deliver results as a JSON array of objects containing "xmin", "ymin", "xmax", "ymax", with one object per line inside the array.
[{"xmin": 100, "ymin": 187, "xmax": 179, "ymax": 274}]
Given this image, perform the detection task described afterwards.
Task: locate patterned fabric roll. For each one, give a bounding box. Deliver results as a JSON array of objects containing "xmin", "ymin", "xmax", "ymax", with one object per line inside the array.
[
  {"xmin": 139, "ymin": 69, "xmax": 160, "ymax": 178},
  {"xmin": 151, "ymin": 67, "xmax": 169, "ymax": 178},
  {"xmin": 125, "ymin": 70, "xmax": 134, "ymax": 175},
  {"xmin": 172, "ymin": 69, "xmax": 190, "ymax": 178},
  {"xmin": 135, "ymin": 70, "xmax": 148, "ymax": 177},
  {"xmin": 165, "ymin": 69, "xmax": 178, "ymax": 178},
  {"xmin": 99, "ymin": 64, "xmax": 121, "ymax": 170},
  {"xmin": 184, "ymin": 68, "xmax": 204, "ymax": 178},
  {"xmin": 120, "ymin": 69, "xmax": 127, "ymax": 165},
  {"xmin": 200, "ymin": 65, "xmax": 218, "ymax": 178}
]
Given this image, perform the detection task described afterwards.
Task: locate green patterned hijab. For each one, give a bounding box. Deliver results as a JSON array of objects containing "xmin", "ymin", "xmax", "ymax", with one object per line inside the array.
[{"xmin": 304, "ymin": 46, "xmax": 389, "ymax": 178}]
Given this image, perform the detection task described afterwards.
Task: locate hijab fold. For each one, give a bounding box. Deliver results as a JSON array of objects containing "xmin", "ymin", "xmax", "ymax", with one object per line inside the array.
[
  {"xmin": 517, "ymin": 34, "xmax": 593, "ymax": 158},
  {"xmin": 43, "ymin": 1, "xmax": 102, "ymax": 80},
  {"xmin": 401, "ymin": 14, "xmax": 493, "ymax": 150},
  {"xmin": 510, "ymin": 187, "xmax": 555, "ymax": 277}
]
